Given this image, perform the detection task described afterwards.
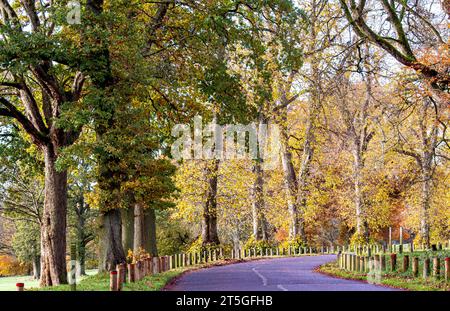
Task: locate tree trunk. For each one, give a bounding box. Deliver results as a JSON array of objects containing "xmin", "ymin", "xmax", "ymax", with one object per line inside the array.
[
  {"xmin": 32, "ymin": 255, "xmax": 41, "ymax": 280},
  {"xmin": 353, "ymin": 148, "xmax": 369, "ymax": 241},
  {"xmin": 202, "ymin": 159, "xmax": 220, "ymax": 246},
  {"xmin": 144, "ymin": 209, "xmax": 158, "ymax": 256},
  {"xmin": 78, "ymin": 242, "xmax": 86, "ymax": 276},
  {"xmin": 98, "ymin": 209, "xmax": 126, "ymax": 272},
  {"xmin": 279, "ymin": 115, "xmax": 300, "ymax": 239},
  {"xmin": 121, "ymin": 207, "xmax": 134, "ymax": 254},
  {"xmin": 420, "ymin": 158, "xmax": 432, "ymax": 248},
  {"xmin": 76, "ymin": 203, "xmax": 87, "ymax": 276},
  {"xmin": 251, "ymin": 160, "xmax": 266, "ymax": 240},
  {"xmin": 133, "ymin": 203, "xmax": 145, "ymax": 253},
  {"xmin": 295, "ymin": 115, "xmax": 315, "ymax": 242},
  {"xmin": 40, "ymin": 146, "xmax": 68, "ymax": 286}
]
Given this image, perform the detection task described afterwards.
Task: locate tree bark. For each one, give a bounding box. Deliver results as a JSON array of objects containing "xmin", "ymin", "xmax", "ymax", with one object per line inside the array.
[
  {"xmin": 98, "ymin": 209, "xmax": 126, "ymax": 272},
  {"xmin": 251, "ymin": 160, "xmax": 267, "ymax": 240},
  {"xmin": 278, "ymin": 107, "xmax": 301, "ymax": 239},
  {"xmin": 39, "ymin": 146, "xmax": 68, "ymax": 286},
  {"xmin": 202, "ymin": 160, "xmax": 220, "ymax": 246},
  {"xmin": 133, "ymin": 202, "xmax": 145, "ymax": 253},
  {"xmin": 420, "ymin": 164, "xmax": 431, "ymax": 248},
  {"xmin": 144, "ymin": 209, "xmax": 158, "ymax": 256},
  {"xmin": 32, "ymin": 255, "xmax": 41, "ymax": 280},
  {"xmin": 121, "ymin": 207, "xmax": 134, "ymax": 254}
]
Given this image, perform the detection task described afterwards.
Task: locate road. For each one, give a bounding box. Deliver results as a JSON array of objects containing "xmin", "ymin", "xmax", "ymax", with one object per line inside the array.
[{"xmin": 166, "ymin": 255, "xmax": 399, "ymax": 291}]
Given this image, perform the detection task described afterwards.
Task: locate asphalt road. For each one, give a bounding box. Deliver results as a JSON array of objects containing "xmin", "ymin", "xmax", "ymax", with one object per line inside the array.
[{"xmin": 166, "ymin": 255, "xmax": 399, "ymax": 291}]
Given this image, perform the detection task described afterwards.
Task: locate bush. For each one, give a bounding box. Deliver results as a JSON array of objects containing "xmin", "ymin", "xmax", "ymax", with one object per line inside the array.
[
  {"xmin": 279, "ymin": 237, "xmax": 307, "ymax": 250},
  {"xmin": 0, "ymin": 255, "xmax": 29, "ymax": 277},
  {"xmin": 186, "ymin": 237, "xmax": 221, "ymax": 253},
  {"xmin": 243, "ymin": 236, "xmax": 275, "ymax": 252}
]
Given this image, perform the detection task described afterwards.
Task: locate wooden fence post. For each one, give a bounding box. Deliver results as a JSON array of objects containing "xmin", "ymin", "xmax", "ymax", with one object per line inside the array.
[
  {"xmin": 390, "ymin": 254, "xmax": 397, "ymax": 271},
  {"xmin": 128, "ymin": 263, "xmax": 135, "ymax": 282},
  {"xmin": 110, "ymin": 271, "xmax": 118, "ymax": 291},
  {"xmin": 152, "ymin": 257, "xmax": 159, "ymax": 274},
  {"xmin": 16, "ymin": 283, "xmax": 24, "ymax": 291},
  {"xmin": 380, "ymin": 255, "xmax": 386, "ymax": 271},
  {"xmin": 445, "ymin": 258, "xmax": 450, "ymax": 282},
  {"xmin": 423, "ymin": 258, "xmax": 430, "ymax": 279},
  {"xmin": 433, "ymin": 257, "xmax": 440, "ymax": 279},
  {"xmin": 359, "ymin": 256, "xmax": 364, "ymax": 272},
  {"xmin": 402, "ymin": 255, "xmax": 409, "ymax": 272}
]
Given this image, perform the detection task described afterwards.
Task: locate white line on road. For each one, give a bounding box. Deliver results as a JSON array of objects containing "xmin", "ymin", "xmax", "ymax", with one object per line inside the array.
[
  {"xmin": 252, "ymin": 268, "xmax": 268, "ymax": 286},
  {"xmin": 277, "ymin": 284, "xmax": 288, "ymax": 291}
]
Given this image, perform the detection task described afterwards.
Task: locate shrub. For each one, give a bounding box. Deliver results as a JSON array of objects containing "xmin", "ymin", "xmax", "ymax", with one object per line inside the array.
[
  {"xmin": 243, "ymin": 236, "xmax": 275, "ymax": 252},
  {"xmin": 0, "ymin": 255, "xmax": 29, "ymax": 276}
]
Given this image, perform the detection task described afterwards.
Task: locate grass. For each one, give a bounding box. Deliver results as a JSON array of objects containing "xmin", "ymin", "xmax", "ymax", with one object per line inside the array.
[
  {"xmin": 0, "ymin": 270, "xmax": 97, "ymax": 291},
  {"xmin": 318, "ymin": 252, "xmax": 450, "ymax": 291}
]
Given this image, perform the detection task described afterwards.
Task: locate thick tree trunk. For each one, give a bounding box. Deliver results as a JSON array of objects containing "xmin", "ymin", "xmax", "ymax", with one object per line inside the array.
[
  {"xmin": 133, "ymin": 203, "xmax": 158, "ymax": 256},
  {"xmin": 202, "ymin": 160, "xmax": 220, "ymax": 246},
  {"xmin": 40, "ymin": 146, "xmax": 68, "ymax": 286},
  {"xmin": 144, "ymin": 209, "xmax": 158, "ymax": 256},
  {"xmin": 251, "ymin": 160, "xmax": 267, "ymax": 240},
  {"xmin": 133, "ymin": 203, "xmax": 145, "ymax": 253},
  {"xmin": 98, "ymin": 209, "xmax": 126, "ymax": 272},
  {"xmin": 121, "ymin": 207, "xmax": 134, "ymax": 254}
]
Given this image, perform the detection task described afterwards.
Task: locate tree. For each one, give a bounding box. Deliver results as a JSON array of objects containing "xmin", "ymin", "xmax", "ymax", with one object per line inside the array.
[
  {"xmin": 0, "ymin": 1, "xmax": 86, "ymax": 285},
  {"xmin": 339, "ymin": 0, "xmax": 449, "ymax": 104}
]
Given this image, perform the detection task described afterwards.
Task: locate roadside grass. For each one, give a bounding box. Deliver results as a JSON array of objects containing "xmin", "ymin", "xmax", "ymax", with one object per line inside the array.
[
  {"xmin": 0, "ymin": 275, "xmax": 39, "ymax": 291},
  {"xmin": 318, "ymin": 260, "xmax": 450, "ymax": 291},
  {"xmin": 0, "ymin": 270, "xmax": 97, "ymax": 291}
]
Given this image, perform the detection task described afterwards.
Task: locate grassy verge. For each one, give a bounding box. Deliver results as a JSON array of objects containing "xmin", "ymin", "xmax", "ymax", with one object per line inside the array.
[
  {"xmin": 318, "ymin": 259, "xmax": 450, "ymax": 291},
  {"xmin": 36, "ymin": 268, "xmax": 189, "ymax": 291}
]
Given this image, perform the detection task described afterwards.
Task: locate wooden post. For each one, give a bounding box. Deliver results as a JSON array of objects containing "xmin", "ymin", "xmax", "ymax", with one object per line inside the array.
[
  {"xmin": 135, "ymin": 260, "xmax": 141, "ymax": 281},
  {"xmin": 120, "ymin": 263, "xmax": 127, "ymax": 284},
  {"xmin": 412, "ymin": 257, "xmax": 419, "ymax": 277},
  {"xmin": 423, "ymin": 258, "xmax": 430, "ymax": 279},
  {"xmin": 445, "ymin": 258, "xmax": 450, "ymax": 282},
  {"xmin": 380, "ymin": 255, "xmax": 386, "ymax": 271},
  {"xmin": 390, "ymin": 253, "xmax": 397, "ymax": 271},
  {"xmin": 152, "ymin": 257, "xmax": 159, "ymax": 274},
  {"xmin": 117, "ymin": 264, "xmax": 124, "ymax": 291},
  {"xmin": 433, "ymin": 257, "xmax": 440, "ymax": 278},
  {"xmin": 402, "ymin": 255, "xmax": 409, "ymax": 272},
  {"xmin": 359, "ymin": 256, "xmax": 364, "ymax": 272},
  {"xmin": 110, "ymin": 271, "xmax": 118, "ymax": 291},
  {"xmin": 16, "ymin": 283, "xmax": 24, "ymax": 291},
  {"xmin": 374, "ymin": 255, "xmax": 380, "ymax": 272},
  {"xmin": 128, "ymin": 263, "xmax": 135, "ymax": 282}
]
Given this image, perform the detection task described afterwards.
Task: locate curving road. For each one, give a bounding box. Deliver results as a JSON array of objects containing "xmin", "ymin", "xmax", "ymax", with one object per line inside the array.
[{"xmin": 166, "ymin": 255, "xmax": 399, "ymax": 291}]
